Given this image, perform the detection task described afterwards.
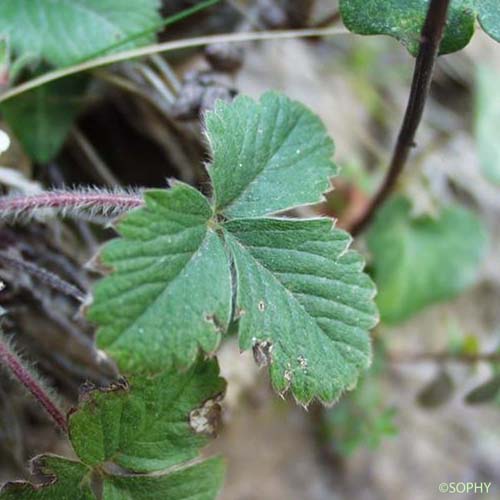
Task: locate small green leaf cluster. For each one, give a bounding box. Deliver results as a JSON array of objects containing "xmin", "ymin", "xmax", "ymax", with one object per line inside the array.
[
  {"xmin": 367, "ymin": 196, "xmax": 487, "ymax": 324},
  {"xmin": 0, "ymin": 360, "xmax": 225, "ymax": 499},
  {"xmin": 321, "ymin": 344, "xmax": 397, "ymax": 455}
]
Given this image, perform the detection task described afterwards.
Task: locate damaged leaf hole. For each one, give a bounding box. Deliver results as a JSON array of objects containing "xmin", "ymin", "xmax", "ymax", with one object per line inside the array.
[
  {"xmin": 233, "ymin": 307, "xmax": 246, "ymax": 321},
  {"xmin": 297, "ymin": 355, "xmax": 308, "ymax": 373},
  {"xmin": 189, "ymin": 393, "xmax": 224, "ymax": 436},
  {"xmin": 204, "ymin": 313, "xmax": 224, "ymax": 333},
  {"xmin": 252, "ymin": 338, "xmax": 273, "ymax": 367}
]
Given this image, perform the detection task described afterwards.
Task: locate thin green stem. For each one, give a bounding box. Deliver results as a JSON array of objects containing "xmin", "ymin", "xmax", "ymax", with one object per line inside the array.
[{"xmin": 0, "ymin": 26, "xmax": 349, "ymax": 103}]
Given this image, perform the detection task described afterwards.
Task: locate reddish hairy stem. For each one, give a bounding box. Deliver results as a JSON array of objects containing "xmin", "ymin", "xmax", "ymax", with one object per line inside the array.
[
  {"xmin": 0, "ymin": 189, "xmax": 144, "ymax": 221},
  {"xmin": 0, "ymin": 339, "xmax": 68, "ymax": 432},
  {"xmin": 350, "ymin": 0, "xmax": 451, "ymax": 236}
]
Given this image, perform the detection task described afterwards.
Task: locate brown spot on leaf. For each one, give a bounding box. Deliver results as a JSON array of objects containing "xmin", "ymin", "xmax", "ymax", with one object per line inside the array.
[
  {"xmin": 204, "ymin": 313, "xmax": 224, "ymax": 333},
  {"xmin": 84, "ymin": 252, "xmax": 113, "ymax": 275},
  {"xmin": 189, "ymin": 393, "xmax": 223, "ymax": 436},
  {"xmin": 235, "ymin": 307, "xmax": 246, "ymax": 319},
  {"xmin": 297, "ymin": 355, "xmax": 308, "ymax": 371},
  {"xmin": 73, "ymin": 377, "xmax": 129, "ymax": 413}
]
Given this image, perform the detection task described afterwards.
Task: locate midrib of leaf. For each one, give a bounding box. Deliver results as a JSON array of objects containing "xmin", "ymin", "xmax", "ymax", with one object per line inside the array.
[
  {"xmin": 56, "ymin": 1, "xmax": 128, "ymax": 65},
  {"xmin": 105, "ymin": 229, "xmax": 212, "ymax": 348},
  {"xmin": 215, "ymin": 105, "xmax": 304, "ymax": 215},
  {"xmin": 225, "ymin": 221, "xmax": 375, "ymax": 318},
  {"xmin": 1, "ymin": 0, "xmax": 162, "ymax": 68},
  {"xmin": 224, "ymin": 232, "xmax": 371, "ymax": 361},
  {"xmin": 27, "ymin": 0, "xmax": 128, "ymax": 65},
  {"xmin": 75, "ymin": 0, "xmax": 219, "ymax": 63}
]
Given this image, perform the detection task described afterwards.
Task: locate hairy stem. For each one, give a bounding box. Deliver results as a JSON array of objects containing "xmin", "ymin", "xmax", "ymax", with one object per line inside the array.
[
  {"xmin": 0, "ymin": 336, "xmax": 67, "ymax": 432},
  {"xmin": 350, "ymin": 0, "xmax": 451, "ymax": 236},
  {"xmin": 0, "ymin": 252, "xmax": 86, "ymax": 302},
  {"xmin": 0, "ymin": 188, "xmax": 144, "ymax": 222}
]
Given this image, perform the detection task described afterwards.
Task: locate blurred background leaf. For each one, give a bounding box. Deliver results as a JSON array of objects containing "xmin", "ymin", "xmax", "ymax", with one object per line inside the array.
[
  {"xmin": 367, "ymin": 196, "xmax": 488, "ymax": 324},
  {"xmin": 0, "ymin": 0, "xmax": 161, "ymax": 67},
  {"xmin": 321, "ymin": 343, "xmax": 398, "ymax": 456},
  {"xmin": 1, "ymin": 76, "xmax": 88, "ymax": 164},
  {"xmin": 474, "ymin": 64, "xmax": 500, "ymax": 186}
]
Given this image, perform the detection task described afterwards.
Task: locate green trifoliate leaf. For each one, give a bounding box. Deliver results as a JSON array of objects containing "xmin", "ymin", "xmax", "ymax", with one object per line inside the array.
[
  {"xmin": 69, "ymin": 360, "xmax": 225, "ymax": 473},
  {"xmin": 101, "ymin": 458, "xmax": 224, "ymax": 500},
  {"xmin": 1, "ymin": 76, "xmax": 88, "ymax": 163},
  {"xmin": 87, "ymin": 91, "xmax": 378, "ymax": 407},
  {"xmin": 206, "ymin": 91, "xmax": 338, "ymax": 218},
  {"xmin": 0, "ymin": 0, "xmax": 161, "ymax": 67},
  {"xmin": 477, "ymin": 0, "xmax": 500, "ymax": 42},
  {"xmin": 223, "ymin": 218, "xmax": 378, "ymax": 405},
  {"xmin": 88, "ymin": 183, "xmax": 232, "ymax": 374},
  {"xmin": 367, "ymin": 196, "xmax": 487, "ymax": 324},
  {"xmin": 475, "ymin": 65, "xmax": 500, "ymax": 185},
  {"xmin": 0, "ymin": 455, "xmax": 93, "ymax": 499},
  {"xmin": 339, "ymin": 0, "xmax": 476, "ymax": 56}
]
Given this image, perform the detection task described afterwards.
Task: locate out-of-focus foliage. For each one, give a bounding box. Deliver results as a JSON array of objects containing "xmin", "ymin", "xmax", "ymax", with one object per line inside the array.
[
  {"xmin": 474, "ymin": 65, "xmax": 500, "ymax": 185},
  {"xmin": 340, "ymin": 0, "xmax": 500, "ymax": 56},
  {"xmin": 0, "ymin": 0, "xmax": 162, "ymax": 163},
  {"xmin": 0, "ymin": 0, "xmax": 161, "ymax": 67},
  {"xmin": 367, "ymin": 196, "xmax": 487, "ymax": 324},
  {"xmin": 465, "ymin": 373, "xmax": 500, "ymax": 404},
  {"xmin": 1, "ymin": 76, "xmax": 88, "ymax": 163},
  {"xmin": 322, "ymin": 344, "xmax": 397, "ymax": 455}
]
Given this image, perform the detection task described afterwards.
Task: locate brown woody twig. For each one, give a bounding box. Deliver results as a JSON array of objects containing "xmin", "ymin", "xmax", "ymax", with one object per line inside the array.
[{"xmin": 350, "ymin": 0, "xmax": 451, "ymax": 236}]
